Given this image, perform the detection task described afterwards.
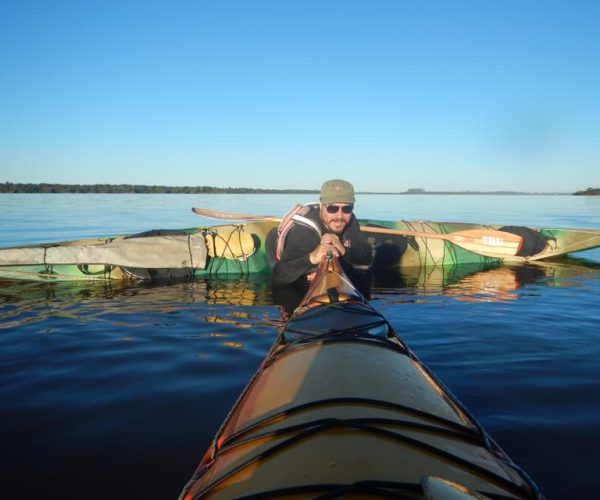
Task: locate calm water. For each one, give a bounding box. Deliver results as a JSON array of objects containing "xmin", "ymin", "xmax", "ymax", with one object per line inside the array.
[{"xmin": 1, "ymin": 193, "xmax": 600, "ymax": 499}]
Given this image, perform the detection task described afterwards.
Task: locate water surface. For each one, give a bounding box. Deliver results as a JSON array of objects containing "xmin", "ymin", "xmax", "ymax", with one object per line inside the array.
[{"xmin": 1, "ymin": 193, "xmax": 599, "ymax": 498}]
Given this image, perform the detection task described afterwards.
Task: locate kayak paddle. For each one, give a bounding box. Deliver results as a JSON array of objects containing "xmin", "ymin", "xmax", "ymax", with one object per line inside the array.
[{"xmin": 191, "ymin": 207, "xmax": 523, "ymax": 257}]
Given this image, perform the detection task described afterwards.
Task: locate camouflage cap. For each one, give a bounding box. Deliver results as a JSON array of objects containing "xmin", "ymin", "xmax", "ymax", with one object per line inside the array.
[{"xmin": 320, "ymin": 179, "xmax": 356, "ymax": 204}]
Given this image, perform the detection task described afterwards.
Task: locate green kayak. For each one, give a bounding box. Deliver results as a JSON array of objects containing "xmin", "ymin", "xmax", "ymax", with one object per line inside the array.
[{"xmin": 0, "ymin": 216, "xmax": 599, "ymax": 281}]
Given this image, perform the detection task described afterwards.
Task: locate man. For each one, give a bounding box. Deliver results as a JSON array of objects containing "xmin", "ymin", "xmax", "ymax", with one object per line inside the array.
[{"xmin": 272, "ymin": 179, "xmax": 373, "ymax": 286}]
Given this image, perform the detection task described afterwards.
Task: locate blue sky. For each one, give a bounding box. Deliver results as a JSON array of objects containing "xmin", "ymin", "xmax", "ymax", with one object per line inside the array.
[{"xmin": 1, "ymin": 1, "xmax": 598, "ymax": 192}]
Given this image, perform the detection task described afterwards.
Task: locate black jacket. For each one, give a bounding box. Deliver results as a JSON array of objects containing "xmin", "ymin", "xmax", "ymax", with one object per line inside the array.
[{"xmin": 272, "ymin": 206, "xmax": 372, "ymax": 285}]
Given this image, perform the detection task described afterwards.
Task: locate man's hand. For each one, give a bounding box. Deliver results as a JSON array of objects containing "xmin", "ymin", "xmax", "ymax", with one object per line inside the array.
[{"xmin": 309, "ymin": 234, "xmax": 345, "ymax": 264}]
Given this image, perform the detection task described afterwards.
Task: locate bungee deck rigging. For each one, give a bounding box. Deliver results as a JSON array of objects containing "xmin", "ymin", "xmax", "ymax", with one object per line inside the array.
[{"xmin": 179, "ymin": 254, "xmax": 542, "ymax": 499}]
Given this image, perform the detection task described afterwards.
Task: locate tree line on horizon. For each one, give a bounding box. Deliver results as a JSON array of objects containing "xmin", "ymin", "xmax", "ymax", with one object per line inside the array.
[
  {"xmin": 1, "ymin": 182, "xmax": 597, "ymax": 195},
  {"xmin": 0, "ymin": 182, "xmax": 318, "ymax": 194}
]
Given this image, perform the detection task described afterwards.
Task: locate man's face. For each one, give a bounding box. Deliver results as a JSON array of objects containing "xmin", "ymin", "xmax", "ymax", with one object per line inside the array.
[{"xmin": 319, "ymin": 203, "xmax": 353, "ymax": 234}]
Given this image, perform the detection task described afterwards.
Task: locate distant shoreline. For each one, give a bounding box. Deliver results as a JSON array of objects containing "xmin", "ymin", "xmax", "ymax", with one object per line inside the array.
[
  {"xmin": 573, "ymin": 188, "xmax": 600, "ymax": 196},
  {"xmin": 1, "ymin": 182, "xmax": 593, "ymax": 195}
]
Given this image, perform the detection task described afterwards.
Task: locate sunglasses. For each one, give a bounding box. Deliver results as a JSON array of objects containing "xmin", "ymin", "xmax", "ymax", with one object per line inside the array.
[{"xmin": 325, "ymin": 204, "xmax": 354, "ymax": 214}]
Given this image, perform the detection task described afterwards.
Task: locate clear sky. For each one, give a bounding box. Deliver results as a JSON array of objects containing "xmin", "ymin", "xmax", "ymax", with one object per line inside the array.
[{"xmin": 1, "ymin": 1, "xmax": 598, "ymax": 193}]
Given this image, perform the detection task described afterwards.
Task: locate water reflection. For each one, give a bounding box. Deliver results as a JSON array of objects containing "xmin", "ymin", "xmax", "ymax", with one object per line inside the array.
[
  {"xmin": 1, "ymin": 259, "xmax": 599, "ymax": 500},
  {"xmin": 0, "ymin": 276, "xmax": 275, "ymax": 330},
  {"xmin": 1, "ymin": 256, "xmax": 598, "ymax": 322},
  {"xmin": 372, "ymin": 256, "xmax": 600, "ymax": 303},
  {"xmin": 0, "ymin": 276, "xmax": 271, "ymax": 304}
]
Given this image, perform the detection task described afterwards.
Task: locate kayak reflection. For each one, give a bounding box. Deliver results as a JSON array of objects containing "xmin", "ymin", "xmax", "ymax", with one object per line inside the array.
[
  {"xmin": 2, "ymin": 256, "xmax": 598, "ymax": 315},
  {"xmin": 372, "ymin": 256, "xmax": 600, "ymax": 303},
  {"xmin": 0, "ymin": 276, "xmax": 270, "ymax": 305},
  {"xmin": 0, "ymin": 276, "xmax": 274, "ymax": 330}
]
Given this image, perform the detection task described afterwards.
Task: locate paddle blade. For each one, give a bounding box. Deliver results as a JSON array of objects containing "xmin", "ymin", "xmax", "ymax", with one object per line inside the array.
[
  {"xmin": 360, "ymin": 226, "xmax": 523, "ymax": 257},
  {"xmin": 448, "ymin": 229, "xmax": 523, "ymax": 257}
]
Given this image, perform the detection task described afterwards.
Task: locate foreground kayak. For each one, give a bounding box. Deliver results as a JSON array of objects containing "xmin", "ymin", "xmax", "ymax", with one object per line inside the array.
[
  {"xmin": 179, "ymin": 254, "xmax": 542, "ymax": 499},
  {"xmin": 1, "ymin": 216, "xmax": 599, "ymax": 281}
]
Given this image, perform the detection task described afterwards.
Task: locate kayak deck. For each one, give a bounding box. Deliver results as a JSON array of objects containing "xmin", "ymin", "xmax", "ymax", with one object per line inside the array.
[{"xmin": 179, "ymin": 256, "xmax": 541, "ymax": 499}]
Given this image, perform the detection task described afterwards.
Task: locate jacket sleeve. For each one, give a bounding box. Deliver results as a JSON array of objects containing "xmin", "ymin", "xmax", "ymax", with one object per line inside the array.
[
  {"xmin": 342, "ymin": 216, "xmax": 373, "ymax": 266},
  {"xmin": 272, "ymin": 224, "xmax": 321, "ymax": 285}
]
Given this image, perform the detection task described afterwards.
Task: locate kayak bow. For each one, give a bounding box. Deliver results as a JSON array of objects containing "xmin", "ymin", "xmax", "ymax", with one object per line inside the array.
[{"xmin": 179, "ymin": 253, "xmax": 542, "ymax": 499}]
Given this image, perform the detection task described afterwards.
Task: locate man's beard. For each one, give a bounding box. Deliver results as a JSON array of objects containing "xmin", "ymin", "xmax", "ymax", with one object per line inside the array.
[{"xmin": 325, "ymin": 219, "xmax": 346, "ymax": 234}]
